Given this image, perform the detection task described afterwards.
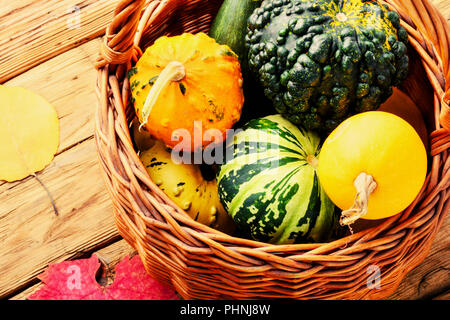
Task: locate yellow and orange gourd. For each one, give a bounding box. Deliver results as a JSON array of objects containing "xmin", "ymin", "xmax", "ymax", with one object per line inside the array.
[{"xmin": 129, "ymin": 32, "xmax": 244, "ymax": 152}]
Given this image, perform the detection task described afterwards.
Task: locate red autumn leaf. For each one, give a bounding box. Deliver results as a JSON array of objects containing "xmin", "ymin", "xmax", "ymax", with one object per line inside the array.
[{"xmin": 27, "ymin": 254, "xmax": 179, "ymax": 300}]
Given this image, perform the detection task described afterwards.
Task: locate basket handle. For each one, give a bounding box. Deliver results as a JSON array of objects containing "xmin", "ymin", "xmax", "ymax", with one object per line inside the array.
[{"xmin": 95, "ymin": 0, "xmax": 146, "ymax": 69}]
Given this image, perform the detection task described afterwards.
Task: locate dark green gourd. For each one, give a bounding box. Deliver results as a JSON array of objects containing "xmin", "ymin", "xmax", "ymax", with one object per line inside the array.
[
  {"xmin": 209, "ymin": 0, "xmax": 274, "ymax": 124},
  {"xmin": 245, "ymin": 0, "xmax": 409, "ymax": 133}
]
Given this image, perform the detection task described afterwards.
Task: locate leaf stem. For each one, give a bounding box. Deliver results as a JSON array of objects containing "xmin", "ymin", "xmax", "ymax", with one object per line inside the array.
[{"xmin": 33, "ymin": 173, "xmax": 59, "ymax": 216}]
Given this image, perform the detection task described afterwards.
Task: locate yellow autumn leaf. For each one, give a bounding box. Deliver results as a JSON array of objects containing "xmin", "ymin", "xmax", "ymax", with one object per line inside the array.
[{"xmin": 0, "ymin": 85, "xmax": 60, "ymax": 182}]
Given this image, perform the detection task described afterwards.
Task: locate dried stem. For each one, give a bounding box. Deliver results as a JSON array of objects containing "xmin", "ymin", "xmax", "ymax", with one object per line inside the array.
[
  {"xmin": 340, "ymin": 172, "xmax": 377, "ymax": 226},
  {"xmin": 141, "ymin": 61, "xmax": 185, "ymax": 125}
]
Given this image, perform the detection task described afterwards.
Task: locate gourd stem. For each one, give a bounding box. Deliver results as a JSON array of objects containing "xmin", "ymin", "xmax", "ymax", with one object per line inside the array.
[
  {"xmin": 141, "ymin": 61, "xmax": 185, "ymax": 124},
  {"xmin": 340, "ymin": 172, "xmax": 377, "ymax": 226},
  {"xmin": 306, "ymin": 155, "xmax": 319, "ymax": 168},
  {"xmin": 336, "ymin": 12, "xmax": 348, "ymax": 22}
]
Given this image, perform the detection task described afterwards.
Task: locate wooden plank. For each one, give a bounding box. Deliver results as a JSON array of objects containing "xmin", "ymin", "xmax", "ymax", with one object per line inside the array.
[
  {"xmin": 0, "ymin": 0, "xmax": 121, "ymax": 83},
  {"xmin": 0, "ymin": 32, "xmax": 116, "ymax": 299},
  {"xmin": 0, "ymin": 0, "xmax": 141, "ymax": 300},
  {"xmin": 389, "ymin": 213, "xmax": 450, "ymax": 300},
  {"xmin": 0, "ymin": 37, "xmax": 102, "ymax": 193},
  {"xmin": 433, "ymin": 289, "xmax": 450, "ymax": 300},
  {"xmin": 10, "ymin": 239, "xmax": 136, "ymax": 300},
  {"xmin": 0, "ymin": 136, "xmax": 121, "ymax": 299},
  {"xmin": 433, "ymin": 0, "xmax": 450, "ymax": 21}
]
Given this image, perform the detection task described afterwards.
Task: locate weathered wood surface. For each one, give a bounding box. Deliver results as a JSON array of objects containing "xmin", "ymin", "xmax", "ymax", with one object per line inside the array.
[
  {"xmin": 0, "ymin": 0, "xmax": 448, "ymax": 300},
  {"xmin": 0, "ymin": 38, "xmax": 123, "ymax": 299},
  {"xmin": 0, "ymin": 0, "xmax": 121, "ymax": 83},
  {"xmin": 389, "ymin": 212, "xmax": 449, "ymax": 299}
]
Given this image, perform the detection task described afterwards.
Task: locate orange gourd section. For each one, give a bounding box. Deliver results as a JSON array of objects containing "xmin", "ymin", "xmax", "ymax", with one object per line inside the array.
[{"xmin": 130, "ymin": 32, "xmax": 244, "ymax": 151}]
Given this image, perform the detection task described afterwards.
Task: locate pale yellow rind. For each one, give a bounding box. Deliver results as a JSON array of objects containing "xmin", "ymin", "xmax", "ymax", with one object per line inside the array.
[{"xmin": 318, "ymin": 111, "xmax": 427, "ymax": 220}]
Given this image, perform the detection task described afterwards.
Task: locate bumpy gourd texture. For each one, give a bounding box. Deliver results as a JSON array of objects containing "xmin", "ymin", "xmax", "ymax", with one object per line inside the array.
[
  {"xmin": 129, "ymin": 33, "xmax": 244, "ymax": 151},
  {"xmin": 245, "ymin": 0, "xmax": 409, "ymax": 133},
  {"xmin": 140, "ymin": 140, "xmax": 236, "ymax": 234}
]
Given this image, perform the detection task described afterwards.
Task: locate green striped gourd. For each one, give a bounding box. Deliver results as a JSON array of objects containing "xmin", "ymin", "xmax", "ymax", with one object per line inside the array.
[{"xmin": 217, "ymin": 114, "xmax": 338, "ymax": 244}]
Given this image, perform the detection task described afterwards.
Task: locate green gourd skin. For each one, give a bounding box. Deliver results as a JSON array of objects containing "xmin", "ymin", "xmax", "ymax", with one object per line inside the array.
[
  {"xmin": 209, "ymin": 0, "xmax": 264, "ymax": 73},
  {"xmin": 217, "ymin": 114, "xmax": 341, "ymax": 244},
  {"xmin": 209, "ymin": 0, "xmax": 274, "ymax": 124},
  {"xmin": 245, "ymin": 0, "xmax": 409, "ymax": 134}
]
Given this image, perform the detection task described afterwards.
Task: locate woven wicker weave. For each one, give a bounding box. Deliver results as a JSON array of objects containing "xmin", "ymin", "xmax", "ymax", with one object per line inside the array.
[{"xmin": 95, "ymin": 0, "xmax": 450, "ymax": 299}]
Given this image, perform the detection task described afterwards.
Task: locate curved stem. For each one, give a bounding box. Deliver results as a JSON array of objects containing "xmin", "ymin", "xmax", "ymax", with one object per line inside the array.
[
  {"xmin": 340, "ymin": 172, "xmax": 377, "ymax": 226},
  {"xmin": 141, "ymin": 61, "xmax": 185, "ymax": 124},
  {"xmin": 33, "ymin": 173, "xmax": 59, "ymax": 216}
]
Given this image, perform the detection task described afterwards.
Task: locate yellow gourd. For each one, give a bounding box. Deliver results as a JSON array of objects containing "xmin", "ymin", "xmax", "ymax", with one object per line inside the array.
[
  {"xmin": 317, "ymin": 111, "xmax": 427, "ymax": 226},
  {"xmin": 140, "ymin": 140, "xmax": 235, "ymax": 234}
]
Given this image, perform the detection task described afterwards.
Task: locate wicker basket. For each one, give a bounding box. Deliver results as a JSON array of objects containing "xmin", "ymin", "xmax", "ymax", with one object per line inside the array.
[{"xmin": 95, "ymin": 0, "xmax": 450, "ymax": 299}]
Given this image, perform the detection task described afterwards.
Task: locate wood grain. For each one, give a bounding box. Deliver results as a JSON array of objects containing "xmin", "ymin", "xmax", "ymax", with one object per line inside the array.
[
  {"xmin": 0, "ymin": 137, "xmax": 120, "ymax": 299},
  {"xmin": 0, "ymin": 0, "xmax": 448, "ymax": 300},
  {"xmin": 433, "ymin": 0, "xmax": 450, "ymax": 21},
  {"xmin": 433, "ymin": 289, "xmax": 450, "ymax": 300},
  {"xmin": 389, "ymin": 213, "xmax": 450, "ymax": 299},
  {"xmin": 0, "ymin": 0, "xmax": 121, "ymax": 83}
]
